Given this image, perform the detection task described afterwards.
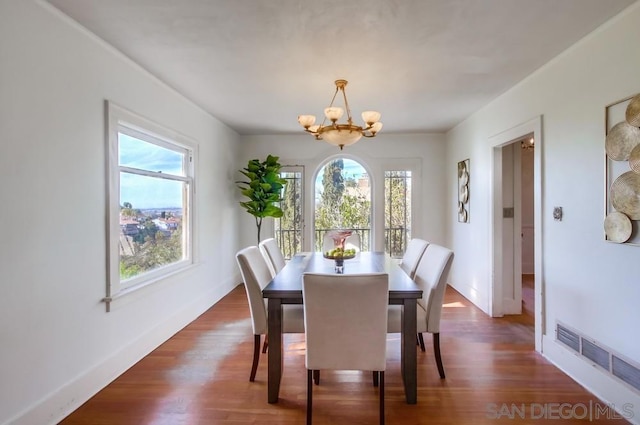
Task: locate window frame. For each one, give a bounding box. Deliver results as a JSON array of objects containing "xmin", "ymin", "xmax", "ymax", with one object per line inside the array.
[
  {"xmin": 105, "ymin": 101, "xmax": 197, "ymax": 307},
  {"xmin": 382, "ymin": 158, "xmax": 421, "ymax": 257},
  {"xmin": 276, "ymin": 166, "xmax": 304, "ymax": 259}
]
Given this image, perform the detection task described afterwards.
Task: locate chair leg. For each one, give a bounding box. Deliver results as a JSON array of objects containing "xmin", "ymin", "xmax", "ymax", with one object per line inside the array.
[
  {"xmin": 417, "ymin": 333, "xmax": 426, "ymax": 352},
  {"xmin": 373, "ymin": 371, "xmax": 379, "ymax": 387},
  {"xmin": 262, "ymin": 334, "xmax": 268, "ymax": 353},
  {"xmin": 433, "ymin": 332, "xmax": 445, "ymax": 379},
  {"xmin": 379, "ymin": 371, "xmax": 385, "ymax": 425},
  {"xmin": 250, "ymin": 334, "xmax": 261, "ymax": 382},
  {"xmin": 307, "ymin": 369, "xmax": 313, "ymax": 425},
  {"xmin": 313, "ymin": 370, "xmax": 320, "ymax": 385}
]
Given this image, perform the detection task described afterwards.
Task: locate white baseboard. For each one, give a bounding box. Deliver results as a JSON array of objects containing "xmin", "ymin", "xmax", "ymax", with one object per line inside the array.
[
  {"xmin": 448, "ymin": 281, "xmax": 489, "ymax": 316},
  {"xmin": 541, "ymin": 335, "xmax": 640, "ymax": 424},
  {"xmin": 502, "ymin": 297, "xmax": 522, "ymax": 315},
  {"xmin": 4, "ymin": 280, "xmax": 238, "ymax": 425}
]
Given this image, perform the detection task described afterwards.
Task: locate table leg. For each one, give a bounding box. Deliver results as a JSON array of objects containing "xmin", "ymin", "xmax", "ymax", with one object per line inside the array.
[
  {"xmin": 267, "ymin": 298, "xmax": 283, "ymax": 403},
  {"xmin": 401, "ymin": 298, "xmax": 418, "ymax": 404}
]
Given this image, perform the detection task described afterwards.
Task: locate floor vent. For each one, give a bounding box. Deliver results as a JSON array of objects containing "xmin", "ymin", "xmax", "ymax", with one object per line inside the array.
[{"xmin": 556, "ymin": 322, "xmax": 640, "ymax": 394}]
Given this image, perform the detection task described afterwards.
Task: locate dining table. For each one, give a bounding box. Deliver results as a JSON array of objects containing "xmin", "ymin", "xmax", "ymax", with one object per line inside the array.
[{"xmin": 262, "ymin": 251, "xmax": 423, "ymax": 404}]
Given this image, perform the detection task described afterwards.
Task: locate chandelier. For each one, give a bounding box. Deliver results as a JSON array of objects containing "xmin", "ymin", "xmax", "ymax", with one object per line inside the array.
[
  {"xmin": 297, "ymin": 79, "xmax": 383, "ymax": 150},
  {"xmin": 521, "ymin": 137, "xmax": 535, "ymax": 150}
]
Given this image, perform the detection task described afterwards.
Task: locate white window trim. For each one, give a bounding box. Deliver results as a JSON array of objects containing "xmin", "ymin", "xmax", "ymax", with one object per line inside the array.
[
  {"xmin": 104, "ymin": 101, "xmax": 197, "ymax": 310},
  {"xmin": 382, "ymin": 158, "xmax": 422, "ymax": 254}
]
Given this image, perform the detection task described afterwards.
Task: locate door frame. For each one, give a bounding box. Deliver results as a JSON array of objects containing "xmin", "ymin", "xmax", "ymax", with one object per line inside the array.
[{"xmin": 489, "ymin": 116, "xmax": 544, "ymax": 352}]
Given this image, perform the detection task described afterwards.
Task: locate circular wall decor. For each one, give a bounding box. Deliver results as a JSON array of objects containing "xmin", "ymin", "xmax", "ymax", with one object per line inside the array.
[
  {"xmin": 605, "ymin": 121, "xmax": 640, "ymax": 161},
  {"xmin": 629, "ymin": 144, "xmax": 640, "ymax": 174},
  {"xmin": 610, "ymin": 171, "xmax": 640, "ymax": 220},
  {"xmin": 604, "ymin": 211, "xmax": 632, "ymax": 243},
  {"xmin": 626, "ymin": 94, "xmax": 640, "ymax": 127}
]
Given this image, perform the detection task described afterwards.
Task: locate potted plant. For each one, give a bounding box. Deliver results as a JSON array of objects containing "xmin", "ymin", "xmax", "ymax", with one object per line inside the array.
[{"xmin": 237, "ymin": 154, "xmax": 287, "ymax": 243}]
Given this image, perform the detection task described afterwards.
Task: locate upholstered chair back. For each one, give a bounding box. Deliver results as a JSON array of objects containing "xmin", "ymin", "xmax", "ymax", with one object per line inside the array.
[
  {"xmin": 400, "ymin": 238, "xmax": 429, "ymax": 279},
  {"xmin": 236, "ymin": 246, "xmax": 272, "ymax": 335},
  {"xmin": 259, "ymin": 238, "xmax": 286, "ymax": 278},
  {"xmin": 413, "ymin": 244, "xmax": 454, "ymax": 333},
  {"xmin": 302, "ymin": 272, "xmax": 389, "ymax": 372}
]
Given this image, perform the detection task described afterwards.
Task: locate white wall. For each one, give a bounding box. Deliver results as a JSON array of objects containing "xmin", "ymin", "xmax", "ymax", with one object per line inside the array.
[
  {"xmin": 238, "ymin": 133, "xmax": 447, "ymax": 251},
  {"xmin": 446, "ymin": 2, "xmax": 640, "ymax": 420},
  {"xmin": 0, "ymin": 2, "xmax": 241, "ymax": 424}
]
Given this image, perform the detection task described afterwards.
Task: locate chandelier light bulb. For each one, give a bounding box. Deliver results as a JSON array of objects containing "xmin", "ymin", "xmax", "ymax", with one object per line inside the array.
[
  {"xmin": 370, "ymin": 122, "xmax": 383, "ymax": 134},
  {"xmin": 324, "ymin": 107, "xmax": 344, "ymax": 122},
  {"xmin": 297, "ymin": 115, "xmax": 316, "ymax": 129},
  {"xmin": 362, "ymin": 110, "xmax": 381, "ymax": 125}
]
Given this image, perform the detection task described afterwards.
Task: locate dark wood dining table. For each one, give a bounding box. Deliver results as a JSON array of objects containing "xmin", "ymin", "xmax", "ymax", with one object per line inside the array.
[{"xmin": 262, "ymin": 251, "xmax": 423, "ymax": 404}]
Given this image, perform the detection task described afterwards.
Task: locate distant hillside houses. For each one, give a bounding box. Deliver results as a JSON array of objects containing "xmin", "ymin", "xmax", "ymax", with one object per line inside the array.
[
  {"xmin": 120, "ymin": 217, "xmax": 139, "ymax": 236},
  {"xmin": 153, "ymin": 217, "xmax": 180, "ymax": 231}
]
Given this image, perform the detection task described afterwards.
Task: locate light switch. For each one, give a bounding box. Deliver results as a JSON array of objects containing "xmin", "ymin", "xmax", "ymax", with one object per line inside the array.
[{"xmin": 553, "ymin": 207, "xmax": 563, "ymax": 221}]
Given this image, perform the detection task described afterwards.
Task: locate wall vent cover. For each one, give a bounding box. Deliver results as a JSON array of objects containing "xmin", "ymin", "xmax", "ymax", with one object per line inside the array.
[
  {"xmin": 556, "ymin": 322, "xmax": 639, "ymax": 394},
  {"xmin": 582, "ymin": 339, "xmax": 610, "ymax": 370},
  {"xmin": 556, "ymin": 323, "xmax": 580, "ymax": 352},
  {"xmin": 612, "ymin": 356, "xmax": 640, "ymax": 392}
]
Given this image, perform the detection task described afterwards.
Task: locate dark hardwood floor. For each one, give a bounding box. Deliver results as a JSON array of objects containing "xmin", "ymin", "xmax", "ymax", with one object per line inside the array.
[{"xmin": 60, "ymin": 281, "xmax": 629, "ymax": 424}]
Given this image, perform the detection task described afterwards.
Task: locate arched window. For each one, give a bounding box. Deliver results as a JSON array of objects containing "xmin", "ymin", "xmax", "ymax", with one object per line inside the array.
[{"xmin": 314, "ymin": 158, "xmax": 371, "ymax": 251}]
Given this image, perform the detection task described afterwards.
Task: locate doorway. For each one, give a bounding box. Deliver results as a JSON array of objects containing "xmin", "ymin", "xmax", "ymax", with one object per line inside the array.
[
  {"xmin": 489, "ymin": 116, "xmax": 543, "ymax": 352},
  {"xmin": 313, "ymin": 158, "xmax": 372, "ymax": 251}
]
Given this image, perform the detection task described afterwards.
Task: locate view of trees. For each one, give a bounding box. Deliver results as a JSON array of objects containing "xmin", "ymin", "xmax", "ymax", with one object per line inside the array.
[
  {"xmin": 276, "ymin": 159, "xmax": 412, "ymax": 257},
  {"xmin": 119, "ymin": 203, "xmax": 183, "ymax": 280},
  {"xmin": 276, "ymin": 171, "xmax": 303, "ymax": 259},
  {"xmin": 385, "ymin": 171, "xmax": 412, "ymax": 257},
  {"xmin": 314, "ymin": 159, "xmax": 371, "ymax": 250}
]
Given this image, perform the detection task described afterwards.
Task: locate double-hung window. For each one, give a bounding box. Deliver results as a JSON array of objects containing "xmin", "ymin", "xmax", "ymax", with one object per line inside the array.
[{"xmin": 106, "ymin": 102, "xmax": 195, "ymax": 305}]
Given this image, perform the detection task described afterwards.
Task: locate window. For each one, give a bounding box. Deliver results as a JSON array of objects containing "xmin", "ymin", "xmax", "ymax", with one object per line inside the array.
[
  {"xmin": 276, "ymin": 167, "xmax": 304, "ymax": 259},
  {"xmin": 385, "ymin": 170, "xmax": 412, "ymax": 258},
  {"xmin": 314, "ymin": 158, "xmax": 371, "ymax": 251},
  {"xmin": 106, "ymin": 102, "xmax": 195, "ymax": 302}
]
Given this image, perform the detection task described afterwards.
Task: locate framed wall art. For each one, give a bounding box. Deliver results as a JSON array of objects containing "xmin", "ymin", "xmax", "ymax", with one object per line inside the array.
[
  {"xmin": 604, "ymin": 93, "xmax": 640, "ymax": 245},
  {"xmin": 458, "ymin": 159, "xmax": 470, "ymax": 223}
]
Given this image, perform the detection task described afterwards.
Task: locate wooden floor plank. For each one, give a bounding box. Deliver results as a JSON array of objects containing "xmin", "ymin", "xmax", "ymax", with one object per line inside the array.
[{"xmin": 59, "ymin": 282, "xmax": 629, "ymax": 424}]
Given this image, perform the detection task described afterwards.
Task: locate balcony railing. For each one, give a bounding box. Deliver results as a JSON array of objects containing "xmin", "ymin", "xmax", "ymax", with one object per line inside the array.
[{"xmin": 274, "ymin": 227, "xmax": 409, "ymax": 260}]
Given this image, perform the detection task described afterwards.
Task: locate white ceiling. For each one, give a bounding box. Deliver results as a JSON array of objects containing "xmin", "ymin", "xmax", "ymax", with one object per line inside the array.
[{"xmin": 45, "ymin": 0, "xmax": 635, "ymax": 135}]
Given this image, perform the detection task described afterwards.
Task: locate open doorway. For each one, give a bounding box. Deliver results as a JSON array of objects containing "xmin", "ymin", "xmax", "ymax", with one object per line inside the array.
[
  {"xmin": 520, "ymin": 138, "xmax": 535, "ymax": 323},
  {"xmin": 313, "ymin": 158, "xmax": 372, "ymax": 251},
  {"xmin": 489, "ymin": 116, "xmax": 543, "ymax": 352}
]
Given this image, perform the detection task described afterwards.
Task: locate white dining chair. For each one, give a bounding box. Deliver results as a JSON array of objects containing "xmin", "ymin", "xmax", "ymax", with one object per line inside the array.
[
  {"xmin": 303, "ymin": 272, "xmax": 389, "ymax": 425},
  {"xmin": 388, "ymin": 243, "xmax": 454, "ymax": 379},
  {"xmin": 235, "ymin": 246, "xmax": 305, "ymax": 381},
  {"xmin": 258, "ymin": 237, "xmax": 286, "ymax": 278},
  {"xmin": 399, "ymin": 238, "xmax": 429, "ymax": 279}
]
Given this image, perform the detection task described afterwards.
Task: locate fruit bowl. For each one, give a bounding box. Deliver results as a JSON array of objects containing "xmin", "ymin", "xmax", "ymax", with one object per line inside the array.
[{"xmin": 323, "ymin": 248, "xmax": 357, "ymax": 261}]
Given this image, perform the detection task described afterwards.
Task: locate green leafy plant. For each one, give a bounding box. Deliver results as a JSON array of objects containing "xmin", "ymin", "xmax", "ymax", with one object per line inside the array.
[{"xmin": 237, "ymin": 155, "xmax": 287, "ymax": 243}]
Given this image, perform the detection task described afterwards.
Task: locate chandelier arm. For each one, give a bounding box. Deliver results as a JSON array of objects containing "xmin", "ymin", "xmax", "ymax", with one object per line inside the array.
[
  {"xmin": 320, "ymin": 85, "xmax": 341, "ymax": 129},
  {"xmin": 340, "ymin": 85, "xmax": 353, "ymax": 125}
]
